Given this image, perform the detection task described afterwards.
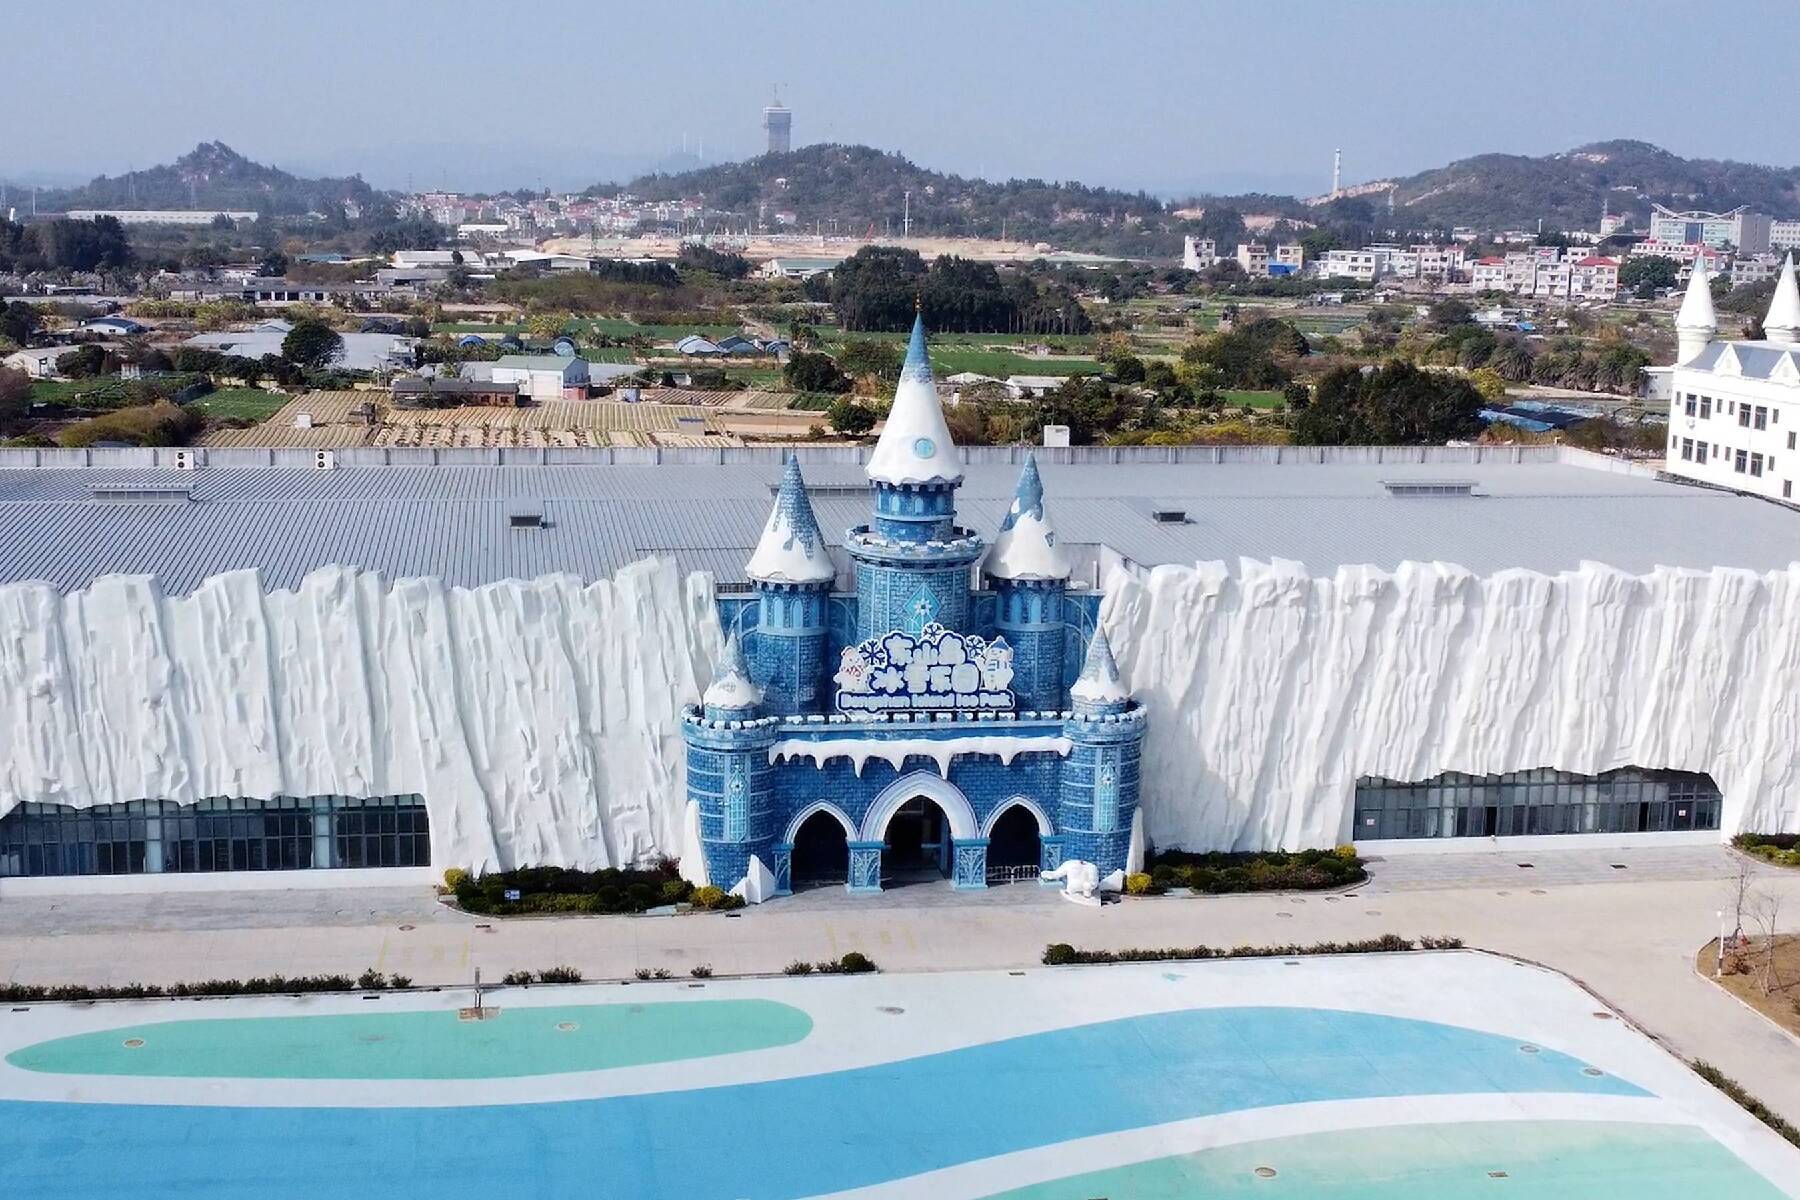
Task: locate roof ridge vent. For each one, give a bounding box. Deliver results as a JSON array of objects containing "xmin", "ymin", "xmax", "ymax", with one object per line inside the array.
[
  {"xmin": 1381, "ymin": 479, "xmax": 1480, "ymax": 498},
  {"xmin": 87, "ymin": 485, "xmax": 193, "ymax": 505}
]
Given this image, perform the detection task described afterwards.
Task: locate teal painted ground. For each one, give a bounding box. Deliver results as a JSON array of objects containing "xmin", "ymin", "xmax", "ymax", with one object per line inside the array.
[
  {"xmin": 984, "ymin": 1121, "xmax": 1787, "ymax": 1199},
  {"xmin": 6, "ymin": 999, "xmax": 812, "ymax": 1080},
  {"xmin": 0, "ymin": 1006, "xmax": 1649, "ymax": 1199}
]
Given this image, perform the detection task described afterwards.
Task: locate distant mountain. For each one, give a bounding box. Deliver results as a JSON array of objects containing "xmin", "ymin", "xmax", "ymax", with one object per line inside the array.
[
  {"xmin": 31, "ymin": 142, "xmax": 385, "ymax": 217},
  {"xmin": 611, "ymin": 144, "xmax": 1180, "ymax": 257},
  {"xmin": 1374, "ymin": 140, "xmax": 1800, "ymax": 231}
]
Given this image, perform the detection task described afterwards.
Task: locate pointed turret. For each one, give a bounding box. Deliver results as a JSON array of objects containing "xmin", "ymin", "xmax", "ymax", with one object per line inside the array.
[
  {"xmin": 1070, "ymin": 625, "xmax": 1129, "ymax": 711},
  {"xmin": 865, "ymin": 313, "xmax": 961, "ymax": 486},
  {"xmin": 747, "ymin": 454, "xmax": 835, "ymax": 584},
  {"xmin": 702, "ymin": 632, "xmax": 763, "ymax": 718},
  {"xmin": 1676, "ymin": 257, "xmax": 1718, "ymax": 365},
  {"xmin": 1763, "ymin": 254, "xmax": 1800, "ymax": 345},
  {"xmin": 984, "ymin": 453, "xmax": 1071, "ymax": 582}
]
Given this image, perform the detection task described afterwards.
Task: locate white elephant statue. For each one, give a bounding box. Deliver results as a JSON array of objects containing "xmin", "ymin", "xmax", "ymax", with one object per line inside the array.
[{"xmin": 1040, "ymin": 858, "xmax": 1102, "ymax": 906}]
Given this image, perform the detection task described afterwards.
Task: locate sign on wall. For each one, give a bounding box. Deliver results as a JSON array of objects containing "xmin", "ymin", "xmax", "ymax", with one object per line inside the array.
[{"xmin": 833, "ymin": 623, "xmax": 1015, "ymax": 715}]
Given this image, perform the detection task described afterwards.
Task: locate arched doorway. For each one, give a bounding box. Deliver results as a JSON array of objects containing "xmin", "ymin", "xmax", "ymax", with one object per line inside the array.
[
  {"xmin": 790, "ymin": 808, "xmax": 850, "ymax": 888},
  {"xmin": 882, "ymin": 796, "xmax": 953, "ymax": 882},
  {"xmin": 986, "ymin": 804, "xmax": 1044, "ymax": 872},
  {"xmin": 861, "ymin": 773, "xmax": 980, "ymax": 889}
]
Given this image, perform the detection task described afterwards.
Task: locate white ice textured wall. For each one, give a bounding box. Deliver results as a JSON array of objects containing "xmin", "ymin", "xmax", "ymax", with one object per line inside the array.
[
  {"xmin": 1104, "ymin": 559, "xmax": 1800, "ymax": 850},
  {"xmin": 0, "ymin": 559, "xmax": 722, "ymax": 873},
  {"xmin": 4, "ymin": 554, "xmax": 1797, "ymax": 873}
]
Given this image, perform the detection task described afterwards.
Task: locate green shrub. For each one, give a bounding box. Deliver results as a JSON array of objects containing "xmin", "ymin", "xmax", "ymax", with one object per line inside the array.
[
  {"xmin": 454, "ymin": 862, "xmax": 690, "ymax": 916},
  {"xmin": 502, "ymin": 970, "xmax": 534, "ymax": 985},
  {"xmin": 690, "ymin": 964, "xmax": 713, "ymax": 978},
  {"xmin": 1734, "ymin": 834, "xmax": 1800, "ymax": 868},
  {"xmin": 1692, "ymin": 1061, "xmax": 1800, "ymax": 1148},
  {"xmin": 536, "ymin": 965, "xmax": 583, "ymax": 984},
  {"xmin": 58, "ymin": 401, "xmax": 202, "ymax": 448},
  {"xmin": 0, "ymin": 971, "xmax": 383, "ymax": 1003},
  {"xmin": 442, "ymin": 867, "xmax": 469, "ymax": 891},
  {"xmin": 782, "ymin": 960, "xmax": 814, "ymax": 975},
  {"xmin": 836, "ymin": 952, "xmax": 877, "ymax": 974},
  {"xmin": 691, "ymin": 885, "xmax": 728, "ymax": 909},
  {"xmin": 1124, "ymin": 872, "xmax": 1158, "ymax": 895},
  {"xmin": 1145, "ymin": 847, "xmax": 1367, "ymax": 894},
  {"xmin": 1041, "ymin": 933, "xmax": 1443, "ymax": 966}
]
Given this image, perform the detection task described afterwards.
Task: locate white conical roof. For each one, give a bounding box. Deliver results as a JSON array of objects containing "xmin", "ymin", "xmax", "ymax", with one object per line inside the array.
[
  {"xmin": 984, "ymin": 453, "xmax": 1070, "ymax": 581},
  {"xmin": 1676, "ymin": 258, "xmax": 1717, "ymax": 333},
  {"xmin": 1763, "ymin": 254, "xmax": 1800, "ymax": 344},
  {"xmin": 703, "ymin": 632, "xmax": 762, "ymax": 711},
  {"xmin": 746, "ymin": 455, "xmax": 835, "ymax": 584},
  {"xmin": 865, "ymin": 314, "xmax": 962, "ymax": 487},
  {"xmin": 1070, "ymin": 625, "xmax": 1129, "ymax": 706}
]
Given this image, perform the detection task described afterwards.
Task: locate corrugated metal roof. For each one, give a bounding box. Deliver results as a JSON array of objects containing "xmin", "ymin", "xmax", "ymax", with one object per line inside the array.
[{"xmin": 0, "ymin": 452, "xmax": 1795, "ymax": 594}]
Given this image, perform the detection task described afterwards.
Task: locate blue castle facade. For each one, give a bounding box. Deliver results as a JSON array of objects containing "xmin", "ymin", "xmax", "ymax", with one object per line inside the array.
[{"xmin": 681, "ymin": 318, "xmax": 1146, "ymax": 896}]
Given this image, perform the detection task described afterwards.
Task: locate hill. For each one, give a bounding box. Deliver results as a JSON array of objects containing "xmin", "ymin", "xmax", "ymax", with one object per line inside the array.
[
  {"xmin": 1375, "ymin": 140, "xmax": 1800, "ymax": 231},
  {"xmin": 32, "ymin": 142, "xmax": 385, "ymax": 218},
  {"xmin": 611, "ymin": 144, "xmax": 1183, "ymax": 257}
]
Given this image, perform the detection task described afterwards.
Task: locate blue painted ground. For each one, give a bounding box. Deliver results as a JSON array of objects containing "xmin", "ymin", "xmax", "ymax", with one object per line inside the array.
[{"xmin": 1, "ymin": 1006, "xmax": 1643, "ymax": 1200}]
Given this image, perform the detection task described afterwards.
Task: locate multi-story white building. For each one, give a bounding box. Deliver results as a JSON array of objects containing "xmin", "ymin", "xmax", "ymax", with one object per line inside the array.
[
  {"xmin": 1771, "ymin": 220, "xmax": 1800, "ymax": 251},
  {"xmin": 1181, "ymin": 236, "xmax": 1217, "ymax": 271},
  {"xmin": 1660, "ymin": 257, "xmax": 1800, "ymax": 503},
  {"xmin": 1568, "ymin": 256, "xmax": 1620, "ymax": 301},
  {"xmin": 1235, "ymin": 242, "xmax": 1271, "ymax": 276},
  {"xmin": 1649, "ymin": 205, "xmax": 1772, "ymax": 253},
  {"xmin": 1274, "ymin": 243, "xmax": 1305, "ymax": 270},
  {"xmin": 1732, "ymin": 254, "xmax": 1784, "ymax": 286},
  {"xmin": 1318, "ymin": 248, "xmax": 1380, "ymax": 282},
  {"xmin": 1532, "ymin": 261, "xmax": 1573, "ymax": 300},
  {"xmin": 1470, "ymin": 256, "xmax": 1509, "ymax": 292}
]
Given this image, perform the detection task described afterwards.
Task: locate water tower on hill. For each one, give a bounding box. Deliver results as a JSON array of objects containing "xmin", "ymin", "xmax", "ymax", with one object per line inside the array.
[{"xmin": 763, "ymin": 88, "xmax": 791, "ymax": 155}]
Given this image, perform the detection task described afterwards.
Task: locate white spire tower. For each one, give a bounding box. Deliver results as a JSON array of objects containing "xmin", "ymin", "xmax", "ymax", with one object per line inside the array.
[
  {"xmin": 1762, "ymin": 254, "xmax": 1800, "ymax": 345},
  {"xmin": 1675, "ymin": 257, "xmax": 1718, "ymax": 365},
  {"xmin": 865, "ymin": 313, "xmax": 961, "ymax": 486}
]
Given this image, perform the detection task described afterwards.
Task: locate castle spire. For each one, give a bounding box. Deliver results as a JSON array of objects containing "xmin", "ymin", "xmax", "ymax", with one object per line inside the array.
[
  {"xmin": 1070, "ymin": 624, "xmax": 1128, "ymax": 708},
  {"xmin": 865, "ymin": 312, "xmax": 961, "ymax": 487},
  {"xmin": 1763, "ymin": 253, "xmax": 1800, "ymax": 345},
  {"xmin": 747, "ymin": 454, "xmax": 835, "ymax": 584},
  {"xmin": 702, "ymin": 631, "xmax": 762, "ymax": 714},
  {"xmin": 984, "ymin": 453, "xmax": 1070, "ymax": 581},
  {"xmin": 1675, "ymin": 256, "xmax": 1717, "ymax": 365}
]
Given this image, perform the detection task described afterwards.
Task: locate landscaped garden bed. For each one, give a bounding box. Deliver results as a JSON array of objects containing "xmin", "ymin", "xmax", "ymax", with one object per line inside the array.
[
  {"xmin": 446, "ymin": 863, "xmax": 744, "ymax": 916},
  {"xmin": 1142, "ymin": 846, "xmax": 1367, "ymax": 895},
  {"xmin": 1734, "ymin": 833, "xmax": 1800, "ymax": 868}
]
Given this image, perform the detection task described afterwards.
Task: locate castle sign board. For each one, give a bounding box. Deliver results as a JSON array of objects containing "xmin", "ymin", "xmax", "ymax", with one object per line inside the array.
[{"xmin": 833, "ymin": 624, "xmax": 1015, "ymax": 715}]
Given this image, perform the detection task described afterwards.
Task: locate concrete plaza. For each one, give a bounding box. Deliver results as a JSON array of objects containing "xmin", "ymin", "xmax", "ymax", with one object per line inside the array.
[{"xmin": 2, "ymin": 843, "xmax": 1799, "ymax": 1132}]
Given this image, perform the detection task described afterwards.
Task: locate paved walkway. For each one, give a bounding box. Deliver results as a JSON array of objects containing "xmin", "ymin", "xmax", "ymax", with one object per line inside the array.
[{"xmin": 3, "ymin": 844, "xmax": 1799, "ymax": 1127}]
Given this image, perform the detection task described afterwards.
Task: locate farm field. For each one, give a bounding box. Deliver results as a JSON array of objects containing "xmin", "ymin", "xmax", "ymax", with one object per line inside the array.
[{"xmin": 187, "ymin": 389, "xmax": 290, "ymax": 422}]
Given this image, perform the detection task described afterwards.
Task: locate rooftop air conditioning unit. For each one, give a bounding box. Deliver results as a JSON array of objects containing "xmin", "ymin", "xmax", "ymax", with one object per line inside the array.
[
  {"xmin": 294, "ymin": 412, "xmax": 314, "ymax": 429},
  {"xmin": 314, "ymin": 450, "xmax": 337, "ymax": 470},
  {"xmin": 171, "ymin": 449, "xmax": 196, "ymax": 471},
  {"xmin": 1042, "ymin": 424, "xmax": 1071, "ymax": 448}
]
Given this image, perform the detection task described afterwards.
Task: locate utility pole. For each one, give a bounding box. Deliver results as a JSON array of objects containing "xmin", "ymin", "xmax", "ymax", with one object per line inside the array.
[{"xmin": 903, "ymin": 190, "xmax": 911, "ymax": 239}]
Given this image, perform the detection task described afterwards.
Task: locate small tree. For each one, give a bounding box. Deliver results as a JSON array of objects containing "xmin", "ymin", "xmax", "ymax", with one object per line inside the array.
[
  {"xmin": 0, "ymin": 366, "xmax": 30, "ymax": 435},
  {"xmin": 784, "ymin": 350, "xmax": 851, "ymax": 394},
  {"xmin": 55, "ymin": 344, "xmax": 112, "ymax": 379},
  {"xmin": 826, "ymin": 396, "xmax": 877, "ymax": 436},
  {"xmin": 281, "ymin": 319, "xmax": 343, "ymax": 369}
]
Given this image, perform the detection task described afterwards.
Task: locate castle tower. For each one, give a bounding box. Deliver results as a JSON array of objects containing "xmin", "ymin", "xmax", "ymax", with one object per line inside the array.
[
  {"xmin": 1762, "ymin": 254, "xmax": 1800, "ymax": 345},
  {"xmin": 983, "ymin": 453, "xmax": 1071, "ymax": 713},
  {"xmin": 1058, "ymin": 626, "xmax": 1146, "ymax": 875},
  {"xmin": 1676, "ymin": 256, "xmax": 1718, "ymax": 365},
  {"xmin": 848, "ymin": 314, "xmax": 984, "ymax": 639},
  {"xmin": 685, "ymin": 632, "xmax": 778, "ymax": 890},
  {"xmin": 746, "ymin": 454, "xmax": 835, "ymax": 715}
]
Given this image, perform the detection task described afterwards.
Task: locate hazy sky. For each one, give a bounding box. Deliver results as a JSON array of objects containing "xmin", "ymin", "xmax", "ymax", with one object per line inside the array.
[{"xmin": 10, "ymin": 0, "xmax": 1800, "ymax": 197}]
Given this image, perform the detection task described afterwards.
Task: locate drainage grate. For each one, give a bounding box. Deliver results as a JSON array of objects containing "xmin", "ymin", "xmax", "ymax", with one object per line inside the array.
[
  {"xmin": 1253, "ymin": 1166, "xmax": 1278, "ymax": 1179},
  {"xmin": 878, "ymin": 1006, "xmax": 905, "ymax": 1015},
  {"xmin": 1518, "ymin": 1044, "xmax": 1540, "ymax": 1054},
  {"xmin": 1516, "ymin": 862, "xmax": 1535, "ymax": 869},
  {"xmin": 123, "ymin": 1038, "xmax": 145, "ymax": 1049},
  {"xmin": 1610, "ymin": 863, "xmax": 1629, "ymax": 870},
  {"xmin": 556, "ymin": 1021, "xmax": 578, "ymax": 1032},
  {"xmin": 1488, "ymin": 1170, "xmax": 1509, "ymax": 1178},
  {"xmin": 1583, "ymin": 1067, "xmax": 1605, "ymax": 1077}
]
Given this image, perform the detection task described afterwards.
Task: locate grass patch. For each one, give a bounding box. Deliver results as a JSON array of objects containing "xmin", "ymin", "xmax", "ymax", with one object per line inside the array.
[
  {"xmin": 1147, "ymin": 846, "xmax": 1366, "ymax": 894},
  {"xmin": 1042, "ymin": 933, "xmax": 1463, "ymax": 966},
  {"xmin": 187, "ymin": 388, "xmax": 289, "ymax": 422},
  {"xmin": 1220, "ymin": 389, "xmax": 1285, "ymax": 410}
]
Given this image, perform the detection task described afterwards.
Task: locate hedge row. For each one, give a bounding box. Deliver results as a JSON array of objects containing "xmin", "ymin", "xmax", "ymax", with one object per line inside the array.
[
  {"xmin": 0, "ymin": 969, "xmax": 409, "ymax": 1003},
  {"xmin": 1734, "ymin": 833, "xmax": 1800, "ymax": 868},
  {"xmin": 1692, "ymin": 1061, "xmax": 1800, "ymax": 1149},
  {"xmin": 1145, "ymin": 847, "xmax": 1367, "ymax": 894},
  {"xmin": 1041, "ymin": 933, "xmax": 1463, "ymax": 966}
]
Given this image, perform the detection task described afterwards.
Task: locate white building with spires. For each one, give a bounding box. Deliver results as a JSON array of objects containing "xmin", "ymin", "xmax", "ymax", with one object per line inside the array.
[{"xmin": 1659, "ymin": 255, "xmax": 1800, "ymax": 503}]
